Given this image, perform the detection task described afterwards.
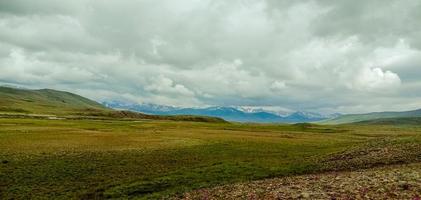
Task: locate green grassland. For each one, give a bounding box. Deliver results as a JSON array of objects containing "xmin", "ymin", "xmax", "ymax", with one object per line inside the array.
[
  {"xmin": 1, "ymin": 117, "xmax": 420, "ymax": 199},
  {"xmin": 1, "ymin": 86, "xmax": 420, "ymax": 199}
]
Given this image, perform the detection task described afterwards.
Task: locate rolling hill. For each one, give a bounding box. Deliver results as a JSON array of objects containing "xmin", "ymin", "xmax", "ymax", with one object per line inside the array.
[
  {"xmin": 0, "ymin": 86, "xmax": 109, "ymax": 115},
  {"xmin": 352, "ymin": 117, "xmax": 421, "ymax": 126},
  {"xmin": 0, "ymin": 86, "xmax": 226, "ymax": 123},
  {"xmin": 323, "ymin": 109, "xmax": 421, "ymax": 124}
]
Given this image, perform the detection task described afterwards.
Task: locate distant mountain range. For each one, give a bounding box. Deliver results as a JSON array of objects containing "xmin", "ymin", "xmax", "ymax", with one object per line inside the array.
[
  {"xmin": 103, "ymin": 101, "xmax": 341, "ymax": 123},
  {"xmin": 3, "ymin": 86, "xmax": 421, "ymax": 125}
]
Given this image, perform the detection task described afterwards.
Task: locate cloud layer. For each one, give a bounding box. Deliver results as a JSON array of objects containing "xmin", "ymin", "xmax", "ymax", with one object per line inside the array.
[{"xmin": 1, "ymin": 0, "xmax": 421, "ymax": 113}]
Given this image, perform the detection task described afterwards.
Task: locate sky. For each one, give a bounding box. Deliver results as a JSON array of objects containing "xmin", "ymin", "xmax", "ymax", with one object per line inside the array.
[{"xmin": 0, "ymin": 0, "xmax": 421, "ymax": 114}]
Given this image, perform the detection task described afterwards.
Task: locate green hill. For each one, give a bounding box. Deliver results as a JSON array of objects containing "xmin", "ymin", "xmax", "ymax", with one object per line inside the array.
[
  {"xmin": 322, "ymin": 109, "xmax": 421, "ymax": 124},
  {"xmin": 0, "ymin": 86, "xmax": 109, "ymax": 115},
  {"xmin": 352, "ymin": 117, "xmax": 421, "ymax": 126},
  {"xmin": 0, "ymin": 86, "xmax": 226, "ymax": 123}
]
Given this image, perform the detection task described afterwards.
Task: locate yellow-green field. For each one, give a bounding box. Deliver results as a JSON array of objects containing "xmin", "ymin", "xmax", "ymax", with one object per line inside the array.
[{"xmin": 0, "ymin": 118, "xmax": 420, "ymax": 199}]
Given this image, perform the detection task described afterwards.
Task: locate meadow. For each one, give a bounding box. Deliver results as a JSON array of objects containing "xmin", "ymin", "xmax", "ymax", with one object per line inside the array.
[{"xmin": 0, "ymin": 117, "xmax": 420, "ymax": 199}]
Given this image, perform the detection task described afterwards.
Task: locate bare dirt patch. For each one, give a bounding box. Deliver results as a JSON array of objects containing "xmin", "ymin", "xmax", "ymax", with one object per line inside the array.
[{"xmin": 180, "ymin": 163, "xmax": 421, "ymax": 200}]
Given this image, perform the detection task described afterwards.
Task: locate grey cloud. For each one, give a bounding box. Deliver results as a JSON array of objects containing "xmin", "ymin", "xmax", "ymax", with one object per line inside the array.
[
  {"xmin": 0, "ymin": 0, "xmax": 83, "ymax": 16},
  {"xmin": 0, "ymin": 0, "xmax": 420, "ymax": 114},
  {"xmin": 312, "ymin": 0, "xmax": 421, "ymax": 46}
]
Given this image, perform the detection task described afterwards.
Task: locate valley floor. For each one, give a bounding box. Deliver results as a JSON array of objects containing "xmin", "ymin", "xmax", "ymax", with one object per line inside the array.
[
  {"xmin": 0, "ymin": 117, "xmax": 420, "ymax": 199},
  {"xmin": 180, "ymin": 162, "xmax": 421, "ymax": 200}
]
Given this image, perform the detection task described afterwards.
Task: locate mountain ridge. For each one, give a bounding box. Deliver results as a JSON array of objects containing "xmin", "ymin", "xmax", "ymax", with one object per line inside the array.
[{"xmin": 103, "ymin": 101, "xmax": 340, "ymax": 123}]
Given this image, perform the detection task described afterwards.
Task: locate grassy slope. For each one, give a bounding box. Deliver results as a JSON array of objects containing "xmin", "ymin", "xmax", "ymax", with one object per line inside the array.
[
  {"xmin": 0, "ymin": 118, "xmax": 420, "ymax": 199},
  {"xmin": 352, "ymin": 117, "xmax": 421, "ymax": 126},
  {"xmin": 0, "ymin": 86, "xmax": 109, "ymax": 115},
  {"xmin": 321, "ymin": 109, "xmax": 421, "ymax": 124},
  {"xmin": 0, "ymin": 87, "xmax": 226, "ymax": 123}
]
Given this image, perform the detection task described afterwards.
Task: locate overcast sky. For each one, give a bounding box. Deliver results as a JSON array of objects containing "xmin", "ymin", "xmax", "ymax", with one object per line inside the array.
[{"xmin": 1, "ymin": 0, "xmax": 421, "ymax": 114}]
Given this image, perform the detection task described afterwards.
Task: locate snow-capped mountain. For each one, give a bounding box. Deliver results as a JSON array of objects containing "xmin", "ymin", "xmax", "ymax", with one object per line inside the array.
[
  {"xmin": 103, "ymin": 101, "xmax": 177, "ymax": 114},
  {"xmin": 102, "ymin": 101, "xmax": 341, "ymax": 123},
  {"xmin": 288, "ymin": 111, "xmax": 341, "ymax": 120},
  {"xmin": 235, "ymin": 106, "xmax": 291, "ymax": 117}
]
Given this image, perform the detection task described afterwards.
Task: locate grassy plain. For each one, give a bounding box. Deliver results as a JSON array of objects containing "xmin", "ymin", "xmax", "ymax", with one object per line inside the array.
[{"xmin": 0, "ymin": 118, "xmax": 420, "ymax": 199}]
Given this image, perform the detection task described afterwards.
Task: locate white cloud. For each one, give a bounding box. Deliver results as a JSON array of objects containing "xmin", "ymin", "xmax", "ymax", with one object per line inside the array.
[
  {"xmin": 270, "ymin": 81, "xmax": 287, "ymax": 91},
  {"xmin": 351, "ymin": 67, "xmax": 401, "ymax": 92},
  {"xmin": 145, "ymin": 75, "xmax": 195, "ymax": 97}
]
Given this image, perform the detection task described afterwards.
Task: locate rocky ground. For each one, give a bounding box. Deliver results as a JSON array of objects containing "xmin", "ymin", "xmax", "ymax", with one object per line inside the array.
[
  {"xmin": 179, "ymin": 163, "xmax": 421, "ymax": 200},
  {"xmin": 175, "ymin": 138, "xmax": 421, "ymax": 200}
]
